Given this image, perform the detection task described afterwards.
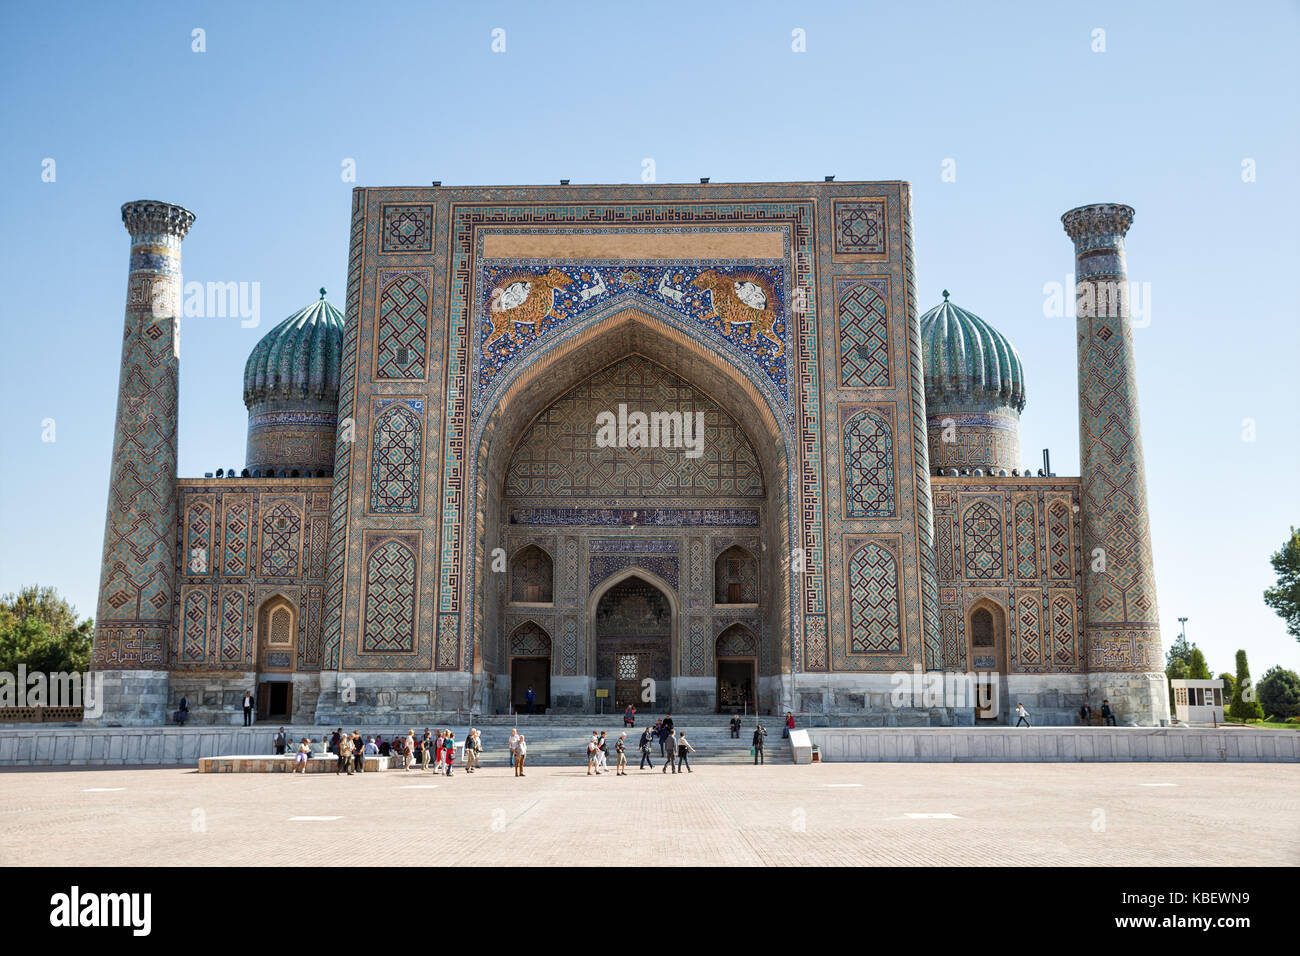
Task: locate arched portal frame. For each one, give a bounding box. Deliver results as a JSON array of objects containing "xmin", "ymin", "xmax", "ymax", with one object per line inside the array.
[
  {"xmin": 586, "ymin": 566, "xmax": 682, "ymax": 682},
  {"xmin": 467, "ymin": 301, "xmax": 799, "ymax": 685}
]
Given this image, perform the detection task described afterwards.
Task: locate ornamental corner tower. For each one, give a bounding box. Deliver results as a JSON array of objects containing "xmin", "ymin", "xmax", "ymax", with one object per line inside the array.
[
  {"xmin": 1062, "ymin": 202, "xmax": 1169, "ymax": 725},
  {"xmin": 87, "ymin": 200, "xmax": 195, "ymax": 725}
]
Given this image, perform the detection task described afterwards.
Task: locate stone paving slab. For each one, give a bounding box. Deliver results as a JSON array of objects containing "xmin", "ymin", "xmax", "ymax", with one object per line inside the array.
[{"xmin": 0, "ymin": 762, "xmax": 1296, "ymax": 867}]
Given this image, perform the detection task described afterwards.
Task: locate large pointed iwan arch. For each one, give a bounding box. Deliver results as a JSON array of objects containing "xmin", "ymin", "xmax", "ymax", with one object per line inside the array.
[{"xmin": 466, "ymin": 305, "xmax": 797, "ymax": 699}]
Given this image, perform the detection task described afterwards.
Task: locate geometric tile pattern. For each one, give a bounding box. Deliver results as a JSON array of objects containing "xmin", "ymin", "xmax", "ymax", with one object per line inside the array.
[
  {"xmin": 259, "ymin": 501, "xmax": 303, "ymax": 577},
  {"xmin": 847, "ymin": 542, "xmax": 901, "ymax": 654},
  {"xmin": 220, "ymin": 587, "xmax": 246, "ymax": 664},
  {"xmin": 362, "ymin": 537, "xmax": 419, "ymax": 653},
  {"xmin": 837, "ymin": 280, "xmax": 890, "ymax": 387},
  {"xmin": 716, "ymin": 622, "xmax": 759, "ymax": 658},
  {"xmin": 1047, "ymin": 501, "xmax": 1073, "ymax": 580},
  {"xmin": 1013, "ymin": 499, "xmax": 1038, "ymax": 579},
  {"xmin": 91, "ymin": 202, "xmax": 193, "ymax": 669},
  {"xmin": 181, "ymin": 588, "xmax": 209, "ymax": 663},
  {"xmin": 375, "ymin": 274, "xmax": 428, "ymax": 379},
  {"xmin": 713, "ymin": 545, "xmax": 759, "ymax": 604},
  {"xmin": 961, "ymin": 500, "xmax": 1004, "ymax": 580},
  {"xmin": 843, "ymin": 409, "xmax": 895, "ymax": 518},
  {"xmin": 509, "ymin": 545, "xmax": 554, "ymax": 603},
  {"xmin": 832, "ymin": 199, "xmax": 888, "ymax": 257},
  {"xmin": 368, "ymin": 399, "xmax": 423, "ymax": 514},
  {"xmin": 508, "ymin": 621, "xmax": 551, "ymax": 658},
  {"xmin": 1016, "ymin": 592, "xmax": 1042, "ymax": 667},
  {"xmin": 503, "ymin": 356, "xmax": 764, "ymax": 499},
  {"xmin": 1050, "ymin": 590, "xmax": 1077, "ymax": 667},
  {"xmin": 379, "ymin": 203, "xmax": 433, "ymax": 253}
]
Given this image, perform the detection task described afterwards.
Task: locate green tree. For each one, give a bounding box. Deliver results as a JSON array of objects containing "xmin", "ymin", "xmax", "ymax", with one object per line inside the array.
[
  {"xmin": 1228, "ymin": 649, "xmax": 1264, "ymax": 720},
  {"xmin": 1256, "ymin": 666, "xmax": 1300, "ymax": 720},
  {"xmin": 1187, "ymin": 647, "xmax": 1211, "ymax": 680},
  {"xmin": 1165, "ymin": 631, "xmax": 1193, "ymax": 669},
  {"xmin": 0, "ymin": 586, "xmax": 92, "ymax": 677},
  {"xmin": 1263, "ymin": 526, "xmax": 1300, "ymax": 642},
  {"xmin": 1218, "ymin": 671, "xmax": 1237, "ymax": 702}
]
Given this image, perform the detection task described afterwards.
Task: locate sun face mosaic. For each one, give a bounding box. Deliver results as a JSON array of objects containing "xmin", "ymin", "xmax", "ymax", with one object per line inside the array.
[{"xmin": 472, "ymin": 261, "xmax": 791, "ymax": 418}]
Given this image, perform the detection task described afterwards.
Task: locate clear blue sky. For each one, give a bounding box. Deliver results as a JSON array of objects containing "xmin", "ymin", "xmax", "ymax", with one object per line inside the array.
[{"xmin": 1, "ymin": 1, "xmax": 1296, "ymax": 678}]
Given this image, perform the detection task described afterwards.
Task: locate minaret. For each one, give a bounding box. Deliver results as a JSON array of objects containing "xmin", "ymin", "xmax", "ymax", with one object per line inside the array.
[
  {"xmin": 1061, "ymin": 203, "xmax": 1168, "ymax": 725},
  {"xmin": 87, "ymin": 200, "xmax": 195, "ymax": 725}
]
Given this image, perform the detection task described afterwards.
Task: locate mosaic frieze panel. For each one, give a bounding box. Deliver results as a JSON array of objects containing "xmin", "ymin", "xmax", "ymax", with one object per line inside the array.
[
  {"xmin": 503, "ymin": 355, "xmax": 764, "ymax": 499},
  {"xmin": 1047, "ymin": 499, "xmax": 1073, "ymax": 581},
  {"xmin": 589, "ymin": 556, "xmax": 680, "ymax": 594},
  {"xmin": 686, "ymin": 616, "xmax": 708, "ymax": 677},
  {"xmin": 475, "ymin": 262, "xmax": 790, "ymax": 418},
  {"xmin": 835, "ymin": 278, "xmax": 890, "ymax": 388},
  {"xmin": 509, "ymin": 507, "xmax": 759, "ymax": 527},
  {"xmin": 560, "ymin": 614, "xmax": 582, "ymax": 676},
  {"xmin": 842, "ymin": 406, "xmax": 896, "ymax": 519},
  {"xmin": 846, "ymin": 540, "xmax": 902, "ymax": 654},
  {"xmin": 1049, "ymin": 588, "xmax": 1077, "ymax": 667},
  {"xmin": 361, "ymin": 532, "xmax": 420, "ymax": 654},
  {"xmin": 375, "ymin": 272, "xmax": 429, "ymax": 380},
  {"xmin": 368, "ymin": 398, "xmax": 424, "ymax": 514}
]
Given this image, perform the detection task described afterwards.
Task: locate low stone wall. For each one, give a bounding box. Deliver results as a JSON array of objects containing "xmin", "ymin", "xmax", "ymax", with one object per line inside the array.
[
  {"xmin": 198, "ymin": 755, "xmax": 391, "ymax": 773},
  {"xmin": 807, "ymin": 727, "xmax": 1300, "ymax": 762}
]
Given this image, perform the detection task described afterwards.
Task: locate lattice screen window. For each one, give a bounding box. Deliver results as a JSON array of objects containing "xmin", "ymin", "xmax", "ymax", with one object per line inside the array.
[
  {"xmin": 617, "ymin": 654, "xmax": 637, "ymax": 680},
  {"xmin": 269, "ymin": 607, "xmax": 292, "ymax": 645}
]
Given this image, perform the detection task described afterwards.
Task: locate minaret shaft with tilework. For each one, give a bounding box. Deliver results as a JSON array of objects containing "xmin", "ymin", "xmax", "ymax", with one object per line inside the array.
[
  {"xmin": 87, "ymin": 201, "xmax": 194, "ymax": 723},
  {"xmin": 1062, "ymin": 204, "xmax": 1168, "ymax": 723}
]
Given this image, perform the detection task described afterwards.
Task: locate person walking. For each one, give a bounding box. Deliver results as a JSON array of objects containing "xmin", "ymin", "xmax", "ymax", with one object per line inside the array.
[
  {"xmin": 352, "ymin": 732, "xmax": 365, "ymax": 773},
  {"xmin": 514, "ymin": 735, "xmax": 527, "ymax": 776},
  {"xmin": 421, "ymin": 729, "xmax": 433, "ymax": 770},
  {"xmin": 615, "ymin": 733, "xmax": 628, "ymax": 775},
  {"xmin": 677, "ymin": 732, "xmax": 695, "ymax": 773},
  {"xmin": 274, "ymin": 726, "xmax": 288, "ymax": 755},
  {"xmin": 597, "ymin": 731, "xmax": 609, "ymax": 774},
  {"xmin": 656, "ymin": 720, "xmax": 668, "ymax": 758},
  {"xmin": 337, "ymin": 731, "xmax": 354, "ymax": 775},
  {"xmin": 1015, "ymin": 703, "xmax": 1031, "ymax": 727},
  {"xmin": 404, "ymin": 730, "xmax": 416, "ymax": 769},
  {"xmin": 242, "ymin": 690, "xmax": 254, "ymax": 727},
  {"xmin": 752, "ymin": 723, "xmax": 767, "ymax": 765},
  {"xmin": 509, "ymin": 728, "xmax": 520, "ymax": 770},
  {"xmin": 586, "ymin": 732, "xmax": 599, "ymax": 775},
  {"xmin": 525, "ymin": 683, "xmax": 536, "ymax": 714},
  {"xmin": 443, "ymin": 732, "xmax": 455, "ymax": 776},
  {"xmin": 661, "ymin": 730, "xmax": 677, "ymax": 774},
  {"xmin": 639, "ymin": 726, "xmax": 655, "ymax": 770},
  {"xmin": 466, "ymin": 729, "xmax": 480, "ymax": 773}
]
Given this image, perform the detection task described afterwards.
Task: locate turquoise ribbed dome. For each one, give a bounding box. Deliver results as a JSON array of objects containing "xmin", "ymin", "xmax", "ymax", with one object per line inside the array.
[
  {"xmin": 919, "ymin": 291, "xmax": 1026, "ymax": 413},
  {"xmin": 243, "ymin": 289, "xmax": 345, "ymax": 407}
]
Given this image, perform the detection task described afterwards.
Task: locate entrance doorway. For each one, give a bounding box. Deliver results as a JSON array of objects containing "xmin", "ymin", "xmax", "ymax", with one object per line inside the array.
[
  {"xmin": 257, "ymin": 681, "xmax": 292, "ymax": 721},
  {"xmin": 595, "ymin": 575, "xmax": 672, "ymax": 712},
  {"xmin": 968, "ymin": 602, "xmax": 1007, "ymax": 723},
  {"xmin": 511, "ymin": 657, "xmax": 550, "ymax": 713},
  {"xmin": 716, "ymin": 659, "xmax": 755, "ymax": 713}
]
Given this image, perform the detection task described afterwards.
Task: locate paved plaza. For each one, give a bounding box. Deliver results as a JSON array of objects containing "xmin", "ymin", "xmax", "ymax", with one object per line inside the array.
[{"xmin": 1, "ymin": 761, "xmax": 1296, "ymax": 867}]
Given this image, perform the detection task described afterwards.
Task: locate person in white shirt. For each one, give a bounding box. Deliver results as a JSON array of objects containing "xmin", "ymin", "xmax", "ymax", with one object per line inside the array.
[
  {"xmin": 1015, "ymin": 703, "xmax": 1031, "ymax": 727},
  {"xmin": 509, "ymin": 728, "xmax": 520, "ymax": 769},
  {"xmin": 514, "ymin": 735, "xmax": 527, "ymax": 776}
]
